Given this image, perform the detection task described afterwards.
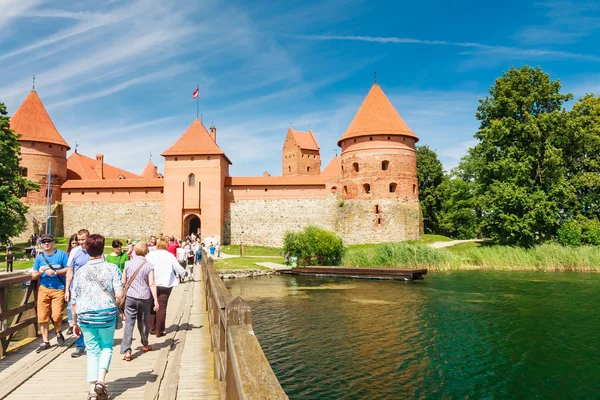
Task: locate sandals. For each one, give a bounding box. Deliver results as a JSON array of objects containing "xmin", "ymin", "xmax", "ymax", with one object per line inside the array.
[
  {"xmin": 143, "ymin": 345, "xmax": 152, "ymax": 353},
  {"xmin": 123, "ymin": 351, "xmax": 132, "ymax": 361},
  {"xmin": 94, "ymin": 382, "xmax": 108, "ymax": 400}
]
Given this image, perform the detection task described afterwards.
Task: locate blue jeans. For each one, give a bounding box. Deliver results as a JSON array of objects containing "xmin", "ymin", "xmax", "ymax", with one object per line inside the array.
[
  {"xmin": 80, "ymin": 324, "xmax": 116, "ymax": 383},
  {"xmin": 195, "ymin": 251, "xmax": 202, "ymax": 263}
]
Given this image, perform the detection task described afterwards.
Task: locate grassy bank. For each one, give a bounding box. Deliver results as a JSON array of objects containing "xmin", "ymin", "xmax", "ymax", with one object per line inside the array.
[
  {"xmin": 343, "ymin": 242, "xmax": 600, "ymax": 272},
  {"xmin": 211, "ymin": 257, "xmax": 274, "ymax": 270}
]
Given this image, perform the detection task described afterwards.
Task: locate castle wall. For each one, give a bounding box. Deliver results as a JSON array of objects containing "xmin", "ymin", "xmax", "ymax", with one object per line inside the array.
[
  {"xmin": 61, "ymin": 187, "xmax": 163, "ymax": 202},
  {"xmin": 62, "ymin": 201, "xmax": 163, "ymax": 238},
  {"xmin": 15, "ymin": 203, "xmax": 64, "ymax": 242},
  {"xmin": 19, "ymin": 141, "xmax": 68, "ymax": 204}
]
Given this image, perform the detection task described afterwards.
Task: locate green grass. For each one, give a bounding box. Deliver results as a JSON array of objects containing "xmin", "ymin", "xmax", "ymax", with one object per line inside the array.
[
  {"xmin": 221, "ymin": 245, "xmax": 283, "ymax": 257},
  {"xmin": 408, "ymin": 234, "xmax": 454, "ymax": 245},
  {"xmin": 211, "ymin": 257, "xmax": 274, "ymax": 270},
  {"xmin": 343, "ymin": 242, "xmax": 454, "ymax": 270}
]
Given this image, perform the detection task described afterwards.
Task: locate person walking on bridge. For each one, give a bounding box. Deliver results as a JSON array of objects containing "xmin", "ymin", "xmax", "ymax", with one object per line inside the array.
[
  {"xmin": 66, "ymin": 229, "xmax": 90, "ymax": 358},
  {"xmin": 71, "ymin": 234, "xmax": 123, "ymax": 400},
  {"xmin": 31, "ymin": 234, "xmax": 68, "ymax": 353},
  {"xmin": 146, "ymin": 238, "xmax": 186, "ymax": 337},
  {"xmin": 120, "ymin": 241, "xmax": 159, "ymax": 361}
]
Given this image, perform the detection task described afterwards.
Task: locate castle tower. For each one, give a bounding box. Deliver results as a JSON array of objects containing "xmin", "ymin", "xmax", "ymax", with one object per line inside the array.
[
  {"xmin": 336, "ymin": 83, "xmax": 421, "ymax": 242},
  {"xmin": 161, "ymin": 119, "xmax": 231, "ymax": 239},
  {"xmin": 282, "ymin": 128, "xmax": 321, "ymax": 176},
  {"xmin": 11, "ymin": 90, "xmax": 70, "ymax": 204}
]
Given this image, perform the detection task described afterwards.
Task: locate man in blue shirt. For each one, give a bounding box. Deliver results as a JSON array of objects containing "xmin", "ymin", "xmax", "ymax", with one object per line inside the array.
[
  {"xmin": 65, "ymin": 228, "xmax": 90, "ymax": 357},
  {"xmin": 32, "ymin": 234, "xmax": 68, "ymax": 353}
]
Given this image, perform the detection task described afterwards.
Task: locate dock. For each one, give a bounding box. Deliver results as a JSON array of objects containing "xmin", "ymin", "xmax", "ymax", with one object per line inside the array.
[{"xmin": 289, "ymin": 266, "xmax": 427, "ymax": 280}]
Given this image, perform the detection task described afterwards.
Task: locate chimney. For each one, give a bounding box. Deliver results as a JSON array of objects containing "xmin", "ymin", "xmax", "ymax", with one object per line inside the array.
[
  {"xmin": 95, "ymin": 154, "xmax": 104, "ymax": 179},
  {"xmin": 209, "ymin": 124, "xmax": 216, "ymax": 142}
]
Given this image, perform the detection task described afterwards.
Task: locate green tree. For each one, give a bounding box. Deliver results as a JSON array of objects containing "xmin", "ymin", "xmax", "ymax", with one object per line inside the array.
[
  {"xmin": 283, "ymin": 226, "xmax": 345, "ymax": 266},
  {"xmin": 438, "ymin": 176, "xmax": 479, "ymax": 239},
  {"xmin": 0, "ymin": 102, "xmax": 39, "ymax": 244},
  {"xmin": 416, "ymin": 145, "xmax": 445, "ymax": 234},
  {"xmin": 471, "ymin": 66, "xmax": 573, "ymax": 246}
]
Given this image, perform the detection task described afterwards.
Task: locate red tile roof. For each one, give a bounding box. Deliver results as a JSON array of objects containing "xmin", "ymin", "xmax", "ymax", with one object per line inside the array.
[
  {"xmin": 67, "ymin": 152, "xmax": 142, "ymax": 180},
  {"xmin": 11, "ymin": 90, "xmax": 70, "ymax": 149},
  {"xmin": 226, "ymin": 176, "xmax": 329, "ymax": 186},
  {"xmin": 337, "ymin": 83, "xmax": 418, "ymax": 146},
  {"xmin": 141, "ymin": 161, "xmax": 159, "ymax": 178},
  {"xmin": 162, "ymin": 119, "xmax": 230, "ymax": 164},
  {"xmin": 62, "ymin": 179, "xmax": 164, "ymax": 189},
  {"xmin": 322, "ymin": 155, "xmax": 341, "ymax": 176},
  {"xmin": 289, "ymin": 128, "xmax": 319, "ymax": 151}
]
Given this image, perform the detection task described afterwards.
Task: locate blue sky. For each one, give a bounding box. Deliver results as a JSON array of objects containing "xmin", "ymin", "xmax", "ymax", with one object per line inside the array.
[{"xmin": 1, "ymin": 0, "xmax": 599, "ymax": 177}]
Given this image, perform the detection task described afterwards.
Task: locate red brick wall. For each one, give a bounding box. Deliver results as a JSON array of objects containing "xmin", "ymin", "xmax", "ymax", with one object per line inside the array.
[
  {"xmin": 338, "ymin": 135, "xmax": 418, "ymax": 201},
  {"xmin": 19, "ymin": 140, "xmax": 68, "ymax": 204}
]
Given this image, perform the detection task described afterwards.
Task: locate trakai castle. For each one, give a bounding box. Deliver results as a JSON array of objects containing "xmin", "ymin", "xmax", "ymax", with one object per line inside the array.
[{"xmin": 11, "ymin": 83, "xmax": 422, "ymax": 246}]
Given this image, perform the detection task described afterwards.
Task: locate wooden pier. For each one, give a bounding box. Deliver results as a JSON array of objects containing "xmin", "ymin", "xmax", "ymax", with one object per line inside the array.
[{"xmin": 289, "ymin": 266, "xmax": 428, "ymax": 280}]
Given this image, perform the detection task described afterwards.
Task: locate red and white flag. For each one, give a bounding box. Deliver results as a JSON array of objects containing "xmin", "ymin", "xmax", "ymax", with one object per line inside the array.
[{"xmin": 192, "ymin": 88, "xmax": 199, "ymax": 99}]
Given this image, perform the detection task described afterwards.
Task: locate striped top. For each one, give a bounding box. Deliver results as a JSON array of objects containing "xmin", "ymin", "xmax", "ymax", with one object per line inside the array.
[{"xmin": 123, "ymin": 256, "xmax": 155, "ymax": 300}]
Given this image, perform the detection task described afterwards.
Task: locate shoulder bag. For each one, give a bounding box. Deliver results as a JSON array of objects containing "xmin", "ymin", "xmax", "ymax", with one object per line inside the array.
[
  {"xmin": 118, "ymin": 260, "xmax": 147, "ymax": 310},
  {"xmin": 86, "ymin": 267, "xmax": 123, "ymax": 329}
]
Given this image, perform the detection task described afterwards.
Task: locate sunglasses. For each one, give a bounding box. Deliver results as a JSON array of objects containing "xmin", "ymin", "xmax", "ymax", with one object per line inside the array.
[{"xmin": 41, "ymin": 240, "xmax": 53, "ymax": 244}]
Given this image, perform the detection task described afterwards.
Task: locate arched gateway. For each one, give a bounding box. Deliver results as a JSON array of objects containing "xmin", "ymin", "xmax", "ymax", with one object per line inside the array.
[{"xmin": 183, "ymin": 214, "xmax": 201, "ymax": 237}]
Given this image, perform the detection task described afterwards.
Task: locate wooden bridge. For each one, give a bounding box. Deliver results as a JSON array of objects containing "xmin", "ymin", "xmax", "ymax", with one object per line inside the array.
[{"xmin": 0, "ymin": 257, "xmax": 287, "ymax": 399}]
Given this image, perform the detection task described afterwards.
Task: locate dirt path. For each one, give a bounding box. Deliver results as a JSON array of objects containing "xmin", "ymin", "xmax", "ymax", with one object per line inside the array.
[{"xmin": 429, "ymin": 239, "xmax": 482, "ymax": 249}]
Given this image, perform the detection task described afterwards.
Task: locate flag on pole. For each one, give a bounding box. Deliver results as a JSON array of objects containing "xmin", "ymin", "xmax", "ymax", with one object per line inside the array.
[{"xmin": 192, "ymin": 88, "xmax": 199, "ymax": 99}]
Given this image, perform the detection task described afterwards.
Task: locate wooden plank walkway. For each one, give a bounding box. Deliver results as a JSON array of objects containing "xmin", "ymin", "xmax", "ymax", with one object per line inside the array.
[{"xmin": 0, "ymin": 280, "xmax": 219, "ymax": 400}]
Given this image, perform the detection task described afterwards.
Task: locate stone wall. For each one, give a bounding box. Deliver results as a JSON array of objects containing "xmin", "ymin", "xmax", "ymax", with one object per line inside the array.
[
  {"xmin": 224, "ymin": 195, "xmax": 421, "ymax": 247},
  {"xmin": 14, "ymin": 203, "xmax": 64, "ymax": 242},
  {"xmin": 63, "ymin": 201, "xmax": 163, "ymax": 238}
]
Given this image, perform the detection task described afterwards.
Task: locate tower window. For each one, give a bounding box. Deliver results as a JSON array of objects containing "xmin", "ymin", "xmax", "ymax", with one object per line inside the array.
[
  {"xmin": 191, "ymin": 157, "xmax": 195, "ymax": 161},
  {"xmin": 331, "ymin": 186, "xmax": 337, "ymax": 193},
  {"xmin": 265, "ymin": 188, "xmax": 268, "ymax": 192},
  {"xmin": 369, "ymin": 137, "xmax": 373, "ymax": 141},
  {"xmin": 289, "ymin": 166, "xmax": 291, "ymax": 172},
  {"xmin": 341, "ymin": 166, "xmax": 344, "ymax": 172},
  {"xmin": 307, "ymin": 166, "xmax": 310, "ymax": 172},
  {"xmin": 188, "ymin": 173, "xmax": 195, "ymax": 186},
  {"xmin": 390, "ymin": 182, "xmax": 397, "ymax": 193},
  {"xmin": 354, "ymin": 139, "xmax": 357, "ymax": 143},
  {"xmin": 175, "ymin": 157, "xmax": 178, "ymax": 161},
  {"xmin": 387, "ymin": 136, "xmax": 390, "ymax": 140},
  {"xmin": 377, "ymin": 217, "xmax": 382, "ymax": 226},
  {"xmin": 413, "ymin": 184, "xmax": 416, "ymax": 194},
  {"xmin": 363, "ymin": 184, "xmax": 371, "ymax": 194},
  {"xmin": 21, "ymin": 168, "xmax": 28, "ymax": 177},
  {"xmin": 375, "ymin": 205, "xmax": 380, "ymax": 214},
  {"xmin": 353, "ymin": 162, "xmax": 359, "ymax": 172},
  {"xmin": 49, "ymin": 144, "xmax": 52, "ymax": 148},
  {"xmin": 343, "ymin": 186, "xmax": 348, "ymax": 194},
  {"xmin": 382, "ymin": 160, "xmax": 389, "ymax": 171}
]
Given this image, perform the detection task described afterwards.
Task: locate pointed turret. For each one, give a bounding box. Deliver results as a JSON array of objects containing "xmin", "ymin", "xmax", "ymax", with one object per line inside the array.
[
  {"xmin": 11, "ymin": 90, "xmax": 70, "ymax": 149},
  {"xmin": 142, "ymin": 160, "xmax": 157, "ymax": 178},
  {"xmin": 337, "ymin": 83, "xmax": 417, "ymax": 146},
  {"xmin": 162, "ymin": 119, "xmax": 229, "ymax": 163}
]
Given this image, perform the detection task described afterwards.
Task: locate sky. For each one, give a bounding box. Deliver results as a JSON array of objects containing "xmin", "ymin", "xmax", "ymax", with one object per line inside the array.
[{"xmin": 1, "ymin": 0, "xmax": 600, "ymax": 177}]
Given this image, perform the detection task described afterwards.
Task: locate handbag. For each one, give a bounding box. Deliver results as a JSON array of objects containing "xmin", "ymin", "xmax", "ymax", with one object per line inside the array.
[
  {"xmin": 118, "ymin": 260, "xmax": 147, "ymax": 310},
  {"xmin": 40, "ymin": 252, "xmax": 66, "ymax": 286},
  {"xmin": 87, "ymin": 268, "xmax": 123, "ymax": 329}
]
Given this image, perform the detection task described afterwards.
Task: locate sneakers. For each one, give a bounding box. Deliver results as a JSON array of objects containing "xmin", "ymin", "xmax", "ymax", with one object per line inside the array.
[
  {"xmin": 56, "ymin": 332, "xmax": 65, "ymax": 346},
  {"xmin": 71, "ymin": 348, "xmax": 86, "ymax": 358},
  {"xmin": 66, "ymin": 326, "xmax": 73, "ymax": 335},
  {"xmin": 36, "ymin": 342, "xmax": 51, "ymax": 353}
]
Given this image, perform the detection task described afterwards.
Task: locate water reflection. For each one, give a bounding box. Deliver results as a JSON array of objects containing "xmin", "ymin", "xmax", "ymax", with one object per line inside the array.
[{"xmin": 226, "ymin": 272, "xmax": 600, "ymax": 399}]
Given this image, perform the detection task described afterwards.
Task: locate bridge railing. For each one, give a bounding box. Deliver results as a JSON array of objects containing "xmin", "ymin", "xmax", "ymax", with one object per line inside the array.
[
  {"xmin": 0, "ymin": 272, "xmax": 39, "ymax": 358},
  {"xmin": 200, "ymin": 253, "xmax": 288, "ymax": 399}
]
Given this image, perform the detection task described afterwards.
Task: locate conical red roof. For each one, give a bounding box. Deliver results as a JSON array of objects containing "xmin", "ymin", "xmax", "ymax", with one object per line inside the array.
[
  {"xmin": 141, "ymin": 161, "xmax": 157, "ymax": 178},
  {"xmin": 11, "ymin": 90, "xmax": 70, "ymax": 149},
  {"xmin": 322, "ymin": 155, "xmax": 341, "ymax": 176},
  {"xmin": 162, "ymin": 119, "xmax": 229, "ymax": 163},
  {"xmin": 337, "ymin": 84, "xmax": 417, "ymax": 146}
]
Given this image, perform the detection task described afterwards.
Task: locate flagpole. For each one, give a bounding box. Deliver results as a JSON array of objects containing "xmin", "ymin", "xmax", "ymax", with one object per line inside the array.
[{"xmin": 196, "ymin": 84, "xmax": 199, "ymax": 120}]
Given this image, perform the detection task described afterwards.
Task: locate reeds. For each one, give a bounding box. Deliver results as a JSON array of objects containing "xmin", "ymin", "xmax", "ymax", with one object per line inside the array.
[{"xmin": 342, "ymin": 242, "xmax": 600, "ymax": 272}]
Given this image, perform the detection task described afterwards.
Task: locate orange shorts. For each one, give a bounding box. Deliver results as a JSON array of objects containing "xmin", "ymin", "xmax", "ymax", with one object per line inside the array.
[{"xmin": 37, "ymin": 285, "xmax": 65, "ymax": 327}]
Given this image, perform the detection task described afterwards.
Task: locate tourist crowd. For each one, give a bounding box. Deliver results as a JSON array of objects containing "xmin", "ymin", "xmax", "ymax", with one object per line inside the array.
[{"xmin": 19, "ymin": 230, "xmax": 220, "ymax": 400}]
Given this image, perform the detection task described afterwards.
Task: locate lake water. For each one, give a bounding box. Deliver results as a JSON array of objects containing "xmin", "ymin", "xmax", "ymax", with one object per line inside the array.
[{"xmin": 225, "ymin": 271, "xmax": 600, "ymax": 399}]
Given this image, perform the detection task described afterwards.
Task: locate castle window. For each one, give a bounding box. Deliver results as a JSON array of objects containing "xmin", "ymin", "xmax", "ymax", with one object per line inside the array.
[
  {"xmin": 31, "ymin": 142, "xmax": 35, "ymax": 147},
  {"xmin": 188, "ymin": 173, "xmax": 195, "ymax": 186},
  {"xmin": 68, "ymin": 191, "xmax": 71, "ymax": 195},
  {"xmin": 265, "ymin": 188, "xmax": 268, "ymax": 192},
  {"xmin": 21, "ymin": 168, "xmax": 28, "ymax": 177},
  {"xmin": 377, "ymin": 217, "xmax": 382, "ymax": 226},
  {"xmin": 207, "ymin": 156, "xmax": 211, "ymax": 160},
  {"xmin": 112, "ymin": 191, "xmax": 115, "ymax": 194},
  {"xmin": 375, "ymin": 205, "xmax": 380, "ymax": 214},
  {"xmin": 118, "ymin": 174, "xmax": 125, "ymax": 179},
  {"xmin": 387, "ymin": 136, "xmax": 390, "ymax": 140},
  {"xmin": 389, "ymin": 182, "xmax": 397, "ymax": 193},
  {"xmin": 288, "ymin": 166, "xmax": 291, "ymax": 172},
  {"xmin": 228, "ymin": 188, "xmax": 232, "ymax": 192},
  {"xmin": 369, "ymin": 137, "xmax": 373, "ymax": 141},
  {"xmin": 363, "ymin": 184, "xmax": 371, "ymax": 194},
  {"xmin": 382, "ymin": 160, "xmax": 389, "ymax": 171},
  {"xmin": 307, "ymin": 166, "xmax": 310, "ymax": 172},
  {"xmin": 343, "ymin": 186, "xmax": 348, "ymax": 194},
  {"xmin": 175, "ymin": 157, "xmax": 178, "ymax": 161},
  {"xmin": 331, "ymin": 186, "xmax": 337, "ymax": 193},
  {"xmin": 160, "ymin": 189, "xmax": 163, "ymax": 193},
  {"xmin": 191, "ymin": 157, "xmax": 195, "ymax": 161},
  {"xmin": 413, "ymin": 184, "xmax": 416, "ymax": 194},
  {"xmin": 353, "ymin": 162, "xmax": 359, "ymax": 172},
  {"xmin": 341, "ymin": 165, "xmax": 344, "ymax": 172},
  {"xmin": 354, "ymin": 139, "xmax": 357, "ymax": 143},
  {"xmin": 49, "ymin": 144, "xmax": 52, "ymax": 148},
  {"xmin": 96, "ymin": 191, "xmax": 100, "ymax": 195},
  {"xmin": 81, "ymin": 191, "xmax": 85, "ymax": 195}
]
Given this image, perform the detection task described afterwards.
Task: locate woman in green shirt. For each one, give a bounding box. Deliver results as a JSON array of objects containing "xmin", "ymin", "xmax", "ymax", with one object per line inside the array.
[{"xmin": 106, "ymin": 240, "xmax": 129, "ymax": 272}]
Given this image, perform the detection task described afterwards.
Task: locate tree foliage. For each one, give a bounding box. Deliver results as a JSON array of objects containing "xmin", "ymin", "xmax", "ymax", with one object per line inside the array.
[
  {"xmin": 416, "ymin": 145, "xmax": 445, "ymax": 234},
  {"xmin": 0, "ymin": 102, "xmax": 38, "ymax": 243},
  {"xmin": 283, "ymin": 225, "xmax": 345, "ymax": 266}
]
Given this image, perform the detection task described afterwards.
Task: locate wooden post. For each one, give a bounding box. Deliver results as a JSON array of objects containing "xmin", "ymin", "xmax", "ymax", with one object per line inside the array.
[
  {"xmin": 0, "ymin": 286, "xmax": 7, "ymax": 358},
  {"xmin": 26, "ymin": 282, "xmax": 38, "ymax": 338},
  {"xmin": 226, "ymin": 297, "xmax": 252, "ymax": 327}
]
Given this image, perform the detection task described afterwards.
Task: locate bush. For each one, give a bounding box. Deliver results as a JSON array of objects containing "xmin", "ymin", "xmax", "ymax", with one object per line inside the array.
[
  {"xmin": 283, "ymin": 226, "xmax": 345, "ymax": 266},
  {"xmin": 584, "ymin": 219, "xmax": 600, "ymax": 246},
  {"xmin": 557, "ymin": 219, "xmax": 583, "ymax": 246}
]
